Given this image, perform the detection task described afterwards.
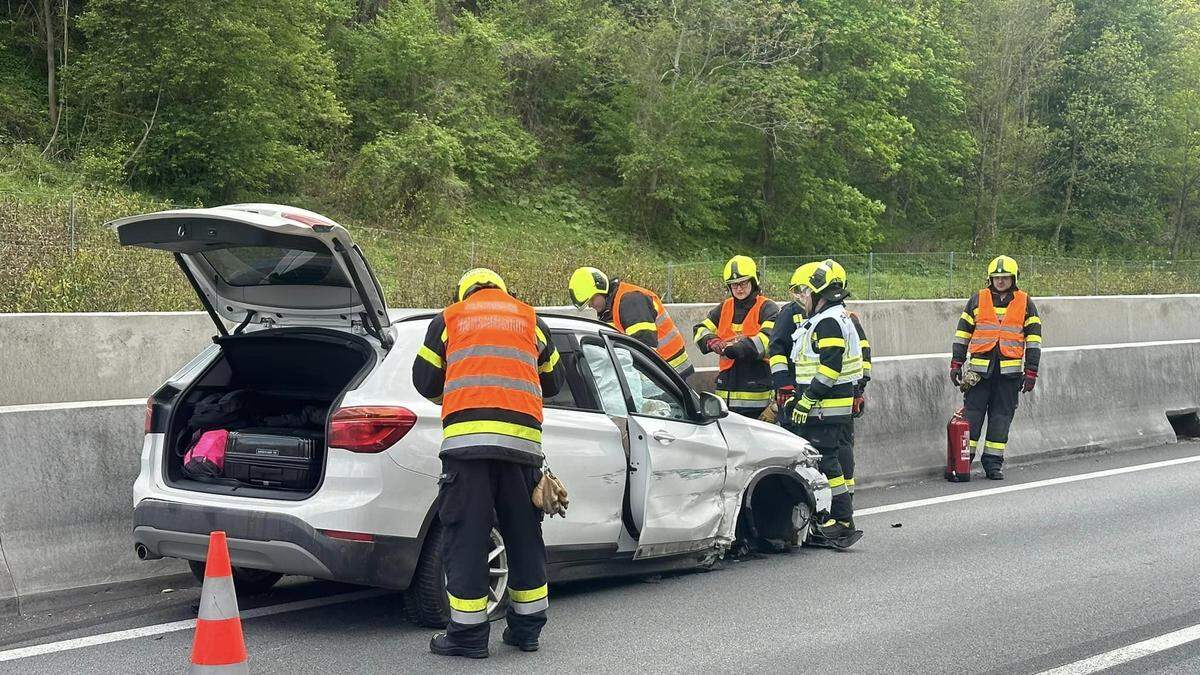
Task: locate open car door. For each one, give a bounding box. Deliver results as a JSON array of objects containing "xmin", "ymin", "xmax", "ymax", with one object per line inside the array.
[
  {"xmin": 602, "ymin": 334, "xmax": 729, "ymax": 559},
  {"xmin": 109, "ymin": 203, "xmax": 391, "ymax": 347}
]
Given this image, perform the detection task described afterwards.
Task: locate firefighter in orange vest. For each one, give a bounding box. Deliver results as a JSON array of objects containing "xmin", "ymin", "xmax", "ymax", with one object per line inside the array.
[
  {"xmin": 568, "ymin": 267, "xmax": 694, "ymax": 379},
  {"xmin": 693, "ymin": 255, "xmax": 779, "ymax": 416},
  {"xmin": 950, "ymin": 256, "xmax": 1042, "ymax": 480},
  {"xmin": 413, "ymin": 268, "xmax": 564, "ymax": 658}
]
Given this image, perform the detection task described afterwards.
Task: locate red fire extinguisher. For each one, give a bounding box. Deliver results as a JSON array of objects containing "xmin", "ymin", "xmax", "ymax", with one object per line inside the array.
[{"xmin": 946, "ymin": 407, "xmax": 971, "ymax": 482}]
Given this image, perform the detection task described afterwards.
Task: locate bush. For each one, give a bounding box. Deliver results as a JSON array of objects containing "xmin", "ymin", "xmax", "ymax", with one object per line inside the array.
[{"xmin": 347, "ymin": 122, "xmax": 468, "ymax": 224}]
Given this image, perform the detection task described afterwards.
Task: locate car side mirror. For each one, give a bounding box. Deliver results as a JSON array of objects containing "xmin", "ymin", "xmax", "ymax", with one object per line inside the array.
[{"xmin": 699, "ymin": 392, "xmax": 728, "ymax": 420}]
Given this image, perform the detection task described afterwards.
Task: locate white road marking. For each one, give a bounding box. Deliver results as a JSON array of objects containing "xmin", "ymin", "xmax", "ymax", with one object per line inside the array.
[
  {"xmin": 1036, "ymin": 622, "xmax": 1200, "ymax": 674},
  {"xmin": 856, "ymin": 454, "xmax": 1200, "ymax": 517},
  {"xmin": 0, "ymin": 588, "xmax": 389, "ymax": 663}
]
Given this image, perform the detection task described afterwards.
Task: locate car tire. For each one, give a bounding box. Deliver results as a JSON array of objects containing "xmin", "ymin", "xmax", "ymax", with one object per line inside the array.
[
  {"xmin": 187, "ymin": 560, "xmax": 284, "ymax": 595},
  {"xmin": 403, "ymin": 520, "xmax": 510, "ymax": 628}
]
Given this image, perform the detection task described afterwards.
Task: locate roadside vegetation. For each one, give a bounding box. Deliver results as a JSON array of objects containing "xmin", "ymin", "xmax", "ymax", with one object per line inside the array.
[{"xmin": 3, "ymin": 1, "xmax": 1200, "ymax": 311}]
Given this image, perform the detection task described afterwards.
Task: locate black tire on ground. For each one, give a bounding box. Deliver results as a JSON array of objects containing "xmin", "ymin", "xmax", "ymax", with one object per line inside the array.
[
  {"xmin": 187, "ymin": 560, "xmax": 284, "ymax": 595},
  {"xmin": 403, "ymin": 520, "xmax": 452, "ymax": 628}
]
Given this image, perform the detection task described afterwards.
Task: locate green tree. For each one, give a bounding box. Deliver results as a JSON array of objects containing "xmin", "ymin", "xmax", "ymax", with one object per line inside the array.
[{"xmin": 73, "ymin": 0, "xmax": 349, "ymax": 201}]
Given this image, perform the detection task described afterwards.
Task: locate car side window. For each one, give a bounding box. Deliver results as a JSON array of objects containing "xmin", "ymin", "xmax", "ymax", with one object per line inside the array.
[
  {"xmin": 543, "ymin": 332, "xmax": 603, "ymax": 413},
  {"xmin": 580, "ymin": 341, "xmax": 629, "ymax": 417},
  {"xmin": 609, "ymin": 343, "xmax": 688, "ymax": 421}
]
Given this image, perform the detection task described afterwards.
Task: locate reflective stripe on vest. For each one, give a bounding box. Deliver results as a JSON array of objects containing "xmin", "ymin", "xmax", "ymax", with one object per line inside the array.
[
  {"xmin": 612, "ymin": 281, "xmax": 691, "ymax": 375},
  {"xmin": 717, "ymin": 294, "xmax": 769, "ymax": 372},
  {"xmin": 789, "ymin": 305, "xmax": 864, "ymax": 388},
  {"xmin": 967, "ymin": 289, "xmax": 1028, "ymax": 365},
  {"xmin": 442, "ymin": 288, "xmax": 544, "ymax": 434}
]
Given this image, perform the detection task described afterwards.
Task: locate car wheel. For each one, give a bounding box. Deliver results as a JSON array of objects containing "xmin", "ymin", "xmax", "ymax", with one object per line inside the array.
[
  {"xmin": 187, "ymin": 560, "xmax": 284, "ymax": 595},
  {"xmin": 403, "ymin": 520, "xmax": 510, "ymax": 628},
  {"xmin": 794, "ymin": 500, "xmax": 813, "ymax": 546}
]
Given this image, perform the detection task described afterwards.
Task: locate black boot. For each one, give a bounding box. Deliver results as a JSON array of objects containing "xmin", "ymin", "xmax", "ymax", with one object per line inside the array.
[
  {"xmin": 430, "ymin": 633, "xmax": 489, "ymax": 659},
  {"xmin": 814, "ymin": 520, "xmax": 863, "ymax": 549},
  {"xmin": 502, "ymin": 627, "xmax": 539, "ymax": 652},
  {"xmin": 985, "ymin": 466, "xmax": 1004, "ymax": 480}
]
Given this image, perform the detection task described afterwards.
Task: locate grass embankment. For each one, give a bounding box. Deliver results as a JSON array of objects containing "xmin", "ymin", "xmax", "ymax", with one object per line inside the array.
[{"xmin": 4, "ymin": 160, "xmax": 1200, "ymax": 312}]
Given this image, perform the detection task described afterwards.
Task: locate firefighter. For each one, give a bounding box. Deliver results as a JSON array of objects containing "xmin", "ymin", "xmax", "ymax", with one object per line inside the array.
[
  {"xmin": 768, "ymin": 259, "xmax": 865, "ymax": 547},
  {"xmin": 693, "ymin": 255, "xmax": 780, "ymax": 416},
  {"xmin": 412, "ymin": 268, "xmax": 564, "ymax": 658},
  {"xmin": 950, "ymin": 255, "xmax": 1041, "ymax": 480},
  {"xmin": 568, "ymin": 267, "xmax": 694, "ymax": 379}
]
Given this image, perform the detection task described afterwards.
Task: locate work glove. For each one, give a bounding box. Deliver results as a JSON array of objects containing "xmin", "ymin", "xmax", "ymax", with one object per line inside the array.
[
  {"xmin": 950, "ymin": 360, "xmax": 963, "ymax": 387},
  {"xmin": 852, "ymin": 384, "xmax": 866, "ymax": 418},
  {"xmin": 790, "ymin": 394, "xmax": 817, "ymax": 426},
  {"xmin": 775, "ymin": 385, "xmax": 795, "ymax": 410},
  {"xmin": 722, "ymin": 337, "xmax": 750, "ymax": 360},
  {"xmin": 704, "ymin": 336, "xmax": 727, "ymax": 354},
  {"xmin": 1021, "ymin": 369, "xmax": 1037, "ymax": 393}
]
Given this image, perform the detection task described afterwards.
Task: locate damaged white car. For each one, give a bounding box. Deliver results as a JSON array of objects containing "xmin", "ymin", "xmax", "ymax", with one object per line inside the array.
[{"xmin": 119, "ymin": 204, "xmax": 832, "ymax": 627}]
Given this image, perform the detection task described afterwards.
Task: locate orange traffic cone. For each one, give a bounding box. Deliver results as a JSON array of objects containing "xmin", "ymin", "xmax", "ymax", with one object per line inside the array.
[{"xmin": 189, "ymin": 531, "xmax": 249, "ymax": 673}]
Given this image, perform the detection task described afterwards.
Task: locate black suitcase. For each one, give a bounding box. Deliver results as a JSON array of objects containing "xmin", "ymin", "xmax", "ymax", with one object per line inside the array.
[{"xmin": 224, "ymin": 428, "xmax": 321, "ymax": 489}]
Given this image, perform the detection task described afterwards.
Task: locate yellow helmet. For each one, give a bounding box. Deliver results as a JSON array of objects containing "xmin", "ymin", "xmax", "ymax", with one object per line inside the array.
[
  {"xmin": 723, "ymin": 255, "xmax": 758, "ymax": 286},
  {"xmin": 788, "ymin": 258, "xmax": 849, "ymax": 302},
  {"xmin": 456, "ymin": 267, "xmax": 507, "ymax": 302},
  {"xmin": 568, "ymin": 267, "xmax": 609, "ymax": 308},
  {"xmin": 988, "ymin": 255, "xmax": 1019, "ymax": 278}
]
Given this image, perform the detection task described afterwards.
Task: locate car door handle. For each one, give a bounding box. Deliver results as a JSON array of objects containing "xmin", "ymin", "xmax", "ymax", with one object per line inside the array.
[{"xmin": 652, "ymin": 430, "xmax": 676, "ymax": 444}]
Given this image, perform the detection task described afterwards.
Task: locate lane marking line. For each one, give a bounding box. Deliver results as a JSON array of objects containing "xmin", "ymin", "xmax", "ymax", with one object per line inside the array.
[
  {"xmin": 1036, "ymin": 622, "xmax": 1200, "ymax": 674},
  {"xmin": 0, "ymin": 588, "xmax": 389, "ymax": 663},
  {"xmin": 856, "ymin": 454, "xmax": 1200, "ymax": 517}
]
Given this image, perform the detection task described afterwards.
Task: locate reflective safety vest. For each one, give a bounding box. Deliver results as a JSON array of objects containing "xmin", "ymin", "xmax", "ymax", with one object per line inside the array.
[
  {"xmin": 611, "ymin": 281, "xmax": 692, "ymax": 377},
  {"xmin": 442, "ymin": 288, "xmax": 545, "ymax": 461},
  {"xmin": 789, "ymin": 304, "xmax": 864, "ymax": 420},
  {"xmin": 714, "ymin": 294, "xmax": 772, "ymax": 409},
  {"xmin": 717, "ymin": 294, "xmax": 769, "ymax": 372},
  {"xmin": 968, "ymin": 289, "xmax": 1027, "ymax": 375}
]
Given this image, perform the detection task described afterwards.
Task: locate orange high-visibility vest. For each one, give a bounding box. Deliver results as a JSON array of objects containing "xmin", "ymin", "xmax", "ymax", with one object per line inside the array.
[
  {"xmin": 716, "ymin": 294, "xmax": 768, "ymax": 372},
  {"xmin": 968, "ymin": 289, "xmax": 1028, "ymax": 359},
  {"xmin": 442, "ymin": 288, "xmax": 543, "ymax": 422},
  {"xmin": 611, "ymin": 281, "xmax": 690, "ymax": 373}
]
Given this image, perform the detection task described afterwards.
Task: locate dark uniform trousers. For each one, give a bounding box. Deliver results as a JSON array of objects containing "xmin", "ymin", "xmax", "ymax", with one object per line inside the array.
[
  {"xmin": 439, "ymin": 456, "xmax": 547, "ymax": 647},
  {"xmin": 963, "ymin": 374, "xmax": 1021, "ymax": 471},
  {"xmin": 783, "ymin": 414, "xmax": 855, "ymax": 522}
]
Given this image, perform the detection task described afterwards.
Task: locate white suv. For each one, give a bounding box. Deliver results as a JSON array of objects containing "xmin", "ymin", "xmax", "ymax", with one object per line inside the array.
[{"xmin": 116, "ymin": 204, "xmax": 831, "ymax": 626}]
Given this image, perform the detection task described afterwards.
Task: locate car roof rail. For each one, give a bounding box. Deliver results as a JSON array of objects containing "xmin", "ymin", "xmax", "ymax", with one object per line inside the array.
[{"xmin": 392, "ymin": 310, "xmax": 614, "ymax": 331}]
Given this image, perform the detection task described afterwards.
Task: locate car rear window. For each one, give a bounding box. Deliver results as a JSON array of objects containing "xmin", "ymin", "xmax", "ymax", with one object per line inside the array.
[{"xmin": 202, "ymin": 246, "xmax": 351, "ymax": 288}]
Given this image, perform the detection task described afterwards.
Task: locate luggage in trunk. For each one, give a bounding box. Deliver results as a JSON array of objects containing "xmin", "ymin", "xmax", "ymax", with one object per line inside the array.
[{"xmin": 224, "ymin": 428, "xmax": 321, "ymax": 489}]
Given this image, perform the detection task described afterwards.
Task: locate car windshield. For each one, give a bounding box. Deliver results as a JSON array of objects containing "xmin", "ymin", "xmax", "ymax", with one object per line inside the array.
[{"xmin": 202, "ymin": 246, "xmax": 351, "ymax": 288}]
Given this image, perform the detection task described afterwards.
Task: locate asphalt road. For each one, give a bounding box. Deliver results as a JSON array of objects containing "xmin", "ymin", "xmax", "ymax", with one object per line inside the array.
[{"xmin": 3, "ymin": 442, "xmax": 1200, "ymax": 674}]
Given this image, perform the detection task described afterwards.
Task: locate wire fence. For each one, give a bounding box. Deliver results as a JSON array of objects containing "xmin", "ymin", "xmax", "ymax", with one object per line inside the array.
[{"xmin": 5, "ymin": 192, "xmax": 1200, "ymax": 312}]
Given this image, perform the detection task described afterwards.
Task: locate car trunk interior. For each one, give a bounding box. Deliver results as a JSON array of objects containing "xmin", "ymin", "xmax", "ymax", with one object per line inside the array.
[{"xmin": 165, "ymin": 328, "xmax": 375, "ymax": 500}]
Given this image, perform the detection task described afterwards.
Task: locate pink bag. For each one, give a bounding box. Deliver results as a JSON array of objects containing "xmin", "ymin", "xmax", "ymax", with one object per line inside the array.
[{"xmin": 183, "ymin": 429, "xmax": 229, "ymax": 478}]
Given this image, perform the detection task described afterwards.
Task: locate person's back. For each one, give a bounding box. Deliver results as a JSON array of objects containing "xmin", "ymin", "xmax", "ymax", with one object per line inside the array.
[{"xmin": 412, "ymin": 269, "xmax": 563, "ymax": 658}]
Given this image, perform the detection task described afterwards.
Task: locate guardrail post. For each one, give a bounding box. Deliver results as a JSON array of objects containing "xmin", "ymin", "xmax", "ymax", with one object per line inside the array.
[
  {"xmin": 68, "ymin": 197, "xmax": 76, "ymax": 255},
  {"xmin": 867, "ymin": 252, "xmax": 874, "ymax": 300},
  {"xmin": 665, "ymin": 261, "xmax": 674, "ymax": 303},
  {"xmin": 947, "ymin": 251, "xmax": 955, "ymax": 297}
]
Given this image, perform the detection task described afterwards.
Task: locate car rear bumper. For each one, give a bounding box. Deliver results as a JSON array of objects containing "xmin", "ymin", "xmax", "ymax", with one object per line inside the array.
[{"xmin": 133, "ymin": 499, "xmax": 423, "ymax": 590}]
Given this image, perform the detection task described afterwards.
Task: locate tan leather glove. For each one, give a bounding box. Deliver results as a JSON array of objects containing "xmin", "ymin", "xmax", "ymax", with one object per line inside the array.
[{"xmin": 532, "ymin": 469, "xmax": 569, "ymax": 517}]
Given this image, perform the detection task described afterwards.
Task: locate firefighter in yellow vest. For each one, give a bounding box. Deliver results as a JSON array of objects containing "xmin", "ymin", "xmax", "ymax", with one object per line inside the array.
[
  {"xmin": 568, "ymin": 267, "xmax": 694, "ymax": 379},
  {"xmin": 693, "ymin": 256, "xmax": 780, "ymax": 416},
  {"xmin": 768, "ymin": 259, "xmax": 865, "ymax": 548},
  {"xmin": 950, "ymin": 256, "xmax": 1042, "ymax": 480}
]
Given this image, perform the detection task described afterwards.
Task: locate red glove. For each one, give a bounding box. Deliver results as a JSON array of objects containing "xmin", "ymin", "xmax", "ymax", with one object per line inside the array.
[
  {"xmin": 775, "ymin": 386, "xmax": 794, "ymax": 409},
  {"xmin": 852, "ymin": 395, "xmax": 866, "ymax": 418},
  {"xmin": 705, "ymin": 337, "xmax": 726, "ymax": 354},
  {"xmin": 950, "ymin": 360, "xmax": 963, "ymax": 387},
  {"xmin": 1021, "ymin": 369, "xmax": 1037, "ymax": 393}
]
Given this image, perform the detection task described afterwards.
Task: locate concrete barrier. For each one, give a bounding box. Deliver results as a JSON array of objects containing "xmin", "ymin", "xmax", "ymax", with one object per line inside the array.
[
  {"xmin": 695, "ymin": 339, "xmax": 1200, "ymax": 484},
  {"xmin": 2, "ymin": 295, "xmax": 1198, "ymax": 406},
  {"xmin": 0, "ymin": 400, "xmax": 186, "ymax": 614}
]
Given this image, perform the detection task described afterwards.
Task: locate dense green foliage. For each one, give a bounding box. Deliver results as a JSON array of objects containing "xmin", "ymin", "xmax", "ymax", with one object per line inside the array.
[{"xmin": 3, "ymin": 0, "xmax": 1200, "ymax": 257}]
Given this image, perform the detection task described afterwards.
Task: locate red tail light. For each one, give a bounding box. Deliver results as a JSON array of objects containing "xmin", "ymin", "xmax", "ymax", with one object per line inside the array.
[
  {"xmin": 145, "ymin": 398, "xmax": 154, "ymax": 434},
  {"xmin": 329, "ymin": 406, "xmax": 417, "ymax": 453},
  {"xmin": 320, "ymin": 529, "xmax": 375, "ymax": 542}
]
